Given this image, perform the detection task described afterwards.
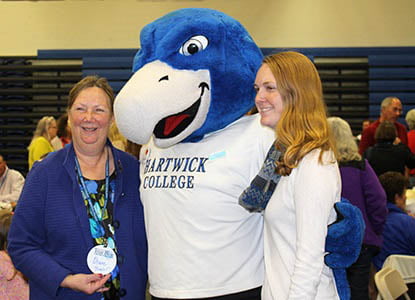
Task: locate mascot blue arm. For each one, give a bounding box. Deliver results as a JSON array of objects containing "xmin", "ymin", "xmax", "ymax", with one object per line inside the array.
[
  {"xmin": 326, "ymin": 198, "xmax": 365, "ymax": 300},
  {"xmin": 114, "ymin": 8, "xmax": 364, "ymax": 299}
]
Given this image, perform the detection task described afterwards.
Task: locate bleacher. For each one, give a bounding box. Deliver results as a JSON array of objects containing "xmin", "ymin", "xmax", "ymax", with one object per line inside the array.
[{"xmin": 1, "ymin": 46, "xmax": 414, "ymax": 174}]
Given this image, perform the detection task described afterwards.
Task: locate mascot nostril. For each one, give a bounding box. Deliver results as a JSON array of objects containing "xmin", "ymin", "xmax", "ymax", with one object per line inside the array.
[
  {"xmin": 158, "ymin": 75, "xmax": 169, "ymax": 82},
  {"xmin": 199, "ymin": 82, "xmax": 209, "ymax": 96}
]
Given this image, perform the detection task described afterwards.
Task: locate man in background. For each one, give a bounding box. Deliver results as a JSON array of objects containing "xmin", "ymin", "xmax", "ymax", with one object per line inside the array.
[
  {"xmin": 359, "ymin": 97, "xmax": 407, "ymax": 154},
  {"xmin": 0, "ymin": 154, "xmax": 25, "ymax": 207}
]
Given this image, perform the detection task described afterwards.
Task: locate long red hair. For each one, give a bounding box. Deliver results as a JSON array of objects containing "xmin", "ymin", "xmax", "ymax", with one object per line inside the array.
[{"xmin": 263, "ymin": 52, "xmax": 336, "ymax": 175}]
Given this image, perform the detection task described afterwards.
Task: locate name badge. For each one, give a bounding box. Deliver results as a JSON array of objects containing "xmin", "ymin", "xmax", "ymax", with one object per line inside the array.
[{"xmin": 87, "ymin": 245, "xmax": 117, "ymax": 274}]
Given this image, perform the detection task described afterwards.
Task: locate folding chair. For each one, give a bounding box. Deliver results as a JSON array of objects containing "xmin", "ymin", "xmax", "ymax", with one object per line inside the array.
[{"xmin": 375, "ymin": 267, "xmax": 411, "ymax": 300}]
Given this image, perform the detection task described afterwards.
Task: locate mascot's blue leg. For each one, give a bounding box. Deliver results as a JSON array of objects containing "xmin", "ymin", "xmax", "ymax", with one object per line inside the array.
[{"xmin": 325, "ymin": 197, "xmax": 365, "ymax": 300}]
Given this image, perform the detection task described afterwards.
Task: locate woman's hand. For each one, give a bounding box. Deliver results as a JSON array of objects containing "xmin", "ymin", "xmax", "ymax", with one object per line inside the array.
[{"xmin": 61, "ymin": 273, "xmax": 111, "ymax": 294}]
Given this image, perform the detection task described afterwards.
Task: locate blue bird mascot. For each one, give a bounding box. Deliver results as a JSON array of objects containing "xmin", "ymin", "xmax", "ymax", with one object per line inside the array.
[{"xmin": 114, "ymin": 8, "xmax": 363, "ymax": 300}]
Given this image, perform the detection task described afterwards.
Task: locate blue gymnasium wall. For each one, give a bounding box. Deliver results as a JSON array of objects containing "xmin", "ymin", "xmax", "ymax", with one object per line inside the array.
[{"xmin": 38, "ymin": 46, "xmax": 415, "ymax": 122}]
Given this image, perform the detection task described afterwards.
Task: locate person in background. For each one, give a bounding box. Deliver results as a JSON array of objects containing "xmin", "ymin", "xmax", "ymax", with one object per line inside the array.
[
  {"xmin": 405, "ymin": 109, "xmax": 415, "ymax": 153},
  {"xmin": 57, "ymin": 112, "xmax": 72, "ymax": 147},
  {"xmin": 405, "ymin": 108, "xmax": 415, "ymax": 187},
  {"xmin": 51, "ymin": 113, "xmax": 72, "ymax": 151},
  {"xmin": 0, "ymin": 154, "xmax": 25, "ymax": 207},
  {"xmin": 328, "ymin": 116, "xmax": 387, "ymax": 300},
  {"xmin": 51, "ymin": 127, "xmax": 63, "ymax": 151},
  {"xmin": 8, "ymin": 76, "xmax": 147, "ymax": 300},
  {"xmin": 27, "ymin": 116, "xmax": 57, "ymax": 169},
  {"xmin": 373, "ymin": 171, "xmax": 415, "ymax": 270},
  {"xmin": 254, "ymin": 51, "xmax": 341, "ymax": 299},
  {"xmin": 356, "ymin": 119, "xmax": 372, "ymax": 142},
  {"xmin": 50, "ymin": 136, "xmax": 63, "ymax": 151},
  {"xmin": 364, "ymin": 121, "xmax": 415, "ymax": 177},
  {"xmin": 0, "ymin": 210, "xmax": 29, "ymax": 300},
  {"xmin": 359, "ymin": 97, "xmax": 407, "ymax": 155}
]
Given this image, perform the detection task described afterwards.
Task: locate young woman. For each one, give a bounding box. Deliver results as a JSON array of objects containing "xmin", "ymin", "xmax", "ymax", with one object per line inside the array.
[{"xmin": 254, "ymin": 51, "xmax": 341, "ymax": 299}]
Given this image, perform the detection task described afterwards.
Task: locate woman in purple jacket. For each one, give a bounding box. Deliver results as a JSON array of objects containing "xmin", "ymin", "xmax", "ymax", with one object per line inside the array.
[{"xmin": 328, "ymin": 117, "xmax": 388, "ymax": 300}]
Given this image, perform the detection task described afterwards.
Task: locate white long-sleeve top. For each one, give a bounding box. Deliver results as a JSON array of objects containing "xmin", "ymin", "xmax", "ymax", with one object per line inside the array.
[
  {"xmin": 0, "ymin": 167, "xmax": 25, "ymax": 204},
  {"xmin": 262, "ymin": 149, "xmax": 341, "ymax": 300}
]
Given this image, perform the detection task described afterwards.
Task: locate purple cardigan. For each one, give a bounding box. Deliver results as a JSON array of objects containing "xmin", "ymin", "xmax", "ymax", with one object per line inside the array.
[
  {"xmin": 8, "ymin": 142, "xmax": 147, "ymax": 300},
  {"xmin": 339, "ymin": 159, "xmax": 388, "ymax": 248}
]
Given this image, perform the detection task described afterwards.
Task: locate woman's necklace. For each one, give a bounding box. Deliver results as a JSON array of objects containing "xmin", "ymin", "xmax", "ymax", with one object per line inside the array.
[{"xmin": 74, "ymin": 148, "xmax": 117, "ymax": 275}]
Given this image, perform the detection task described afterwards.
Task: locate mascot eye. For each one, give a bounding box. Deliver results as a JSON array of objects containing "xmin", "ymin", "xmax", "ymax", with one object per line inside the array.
[{"xmin": 179, "ymin": 35, "xmax": 208, "ymax": 56}]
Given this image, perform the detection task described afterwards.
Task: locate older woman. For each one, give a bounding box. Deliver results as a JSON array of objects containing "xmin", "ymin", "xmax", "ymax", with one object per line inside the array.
[
  {"xmin": 8, "ymin": 76, "xmax": 147, "ymax": 300},
  {"xmin": 28, "ymin": 116, "xmax": 57, "ymax": 169},
  {"xmin": 328, "ymin": 116, "xmax": 387, "ymax": 300}
]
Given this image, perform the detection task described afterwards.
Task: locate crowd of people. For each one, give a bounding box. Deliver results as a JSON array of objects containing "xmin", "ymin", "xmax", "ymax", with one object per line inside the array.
[
  {"xmin": 0, "ymin": 65, "xmax": 414, "ymax": 300},
  {"xmin": 0, "ymin": 67, "xmax": 413, "ymax": 300},
  {"xmin": 1, "ymin": 11, "xmax": 414, "ymax": 300}
]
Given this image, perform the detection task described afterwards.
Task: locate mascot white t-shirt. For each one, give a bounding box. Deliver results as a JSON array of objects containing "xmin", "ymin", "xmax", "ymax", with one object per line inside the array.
[{"xmin": 140, "ymin": 114, "xmax": 274, "ymax": 298}]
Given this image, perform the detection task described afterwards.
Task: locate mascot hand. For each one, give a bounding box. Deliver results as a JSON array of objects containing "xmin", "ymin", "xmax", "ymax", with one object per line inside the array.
[
  {"xmin": 325, "ymin": 198, "xmax": 365, "ymax": 267},
  {"xmin": 325, "ymin": 197, "xmax": 365, "ymax": 300}
]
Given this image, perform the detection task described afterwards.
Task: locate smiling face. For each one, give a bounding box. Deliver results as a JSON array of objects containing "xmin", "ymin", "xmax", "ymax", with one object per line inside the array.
[
  {"xmin": 68, "ymin": 87, "xmax": 113, "ymax": 154},
  {"xmin": 254, "ymin": 64, "xmax": 284, "ymax": 128}
]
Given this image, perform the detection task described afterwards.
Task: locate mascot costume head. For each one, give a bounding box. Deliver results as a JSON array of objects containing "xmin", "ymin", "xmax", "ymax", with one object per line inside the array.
[
  {"xmin": 115, "ymin": 8, "xmax": 262, "ymax": 148},
  {"xmin": 114, "ymin": 8, "xmax": 363, "ymax": 300}
]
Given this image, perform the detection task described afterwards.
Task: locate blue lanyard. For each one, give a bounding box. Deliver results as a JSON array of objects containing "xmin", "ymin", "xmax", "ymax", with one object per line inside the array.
[{"xmin": 74, "ymin": 151, "xmax": 110, "ymax": 227}]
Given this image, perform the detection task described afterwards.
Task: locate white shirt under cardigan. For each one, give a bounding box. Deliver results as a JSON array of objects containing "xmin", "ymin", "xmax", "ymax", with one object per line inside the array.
[
  {"xmin": 262, "ymin": 149, "xmax": 341, "ymax": 300},
  {"xmin": 140, "ymin": 114, "xmax": 274, "ymax": 298},
  {"xmin": 0, "ymin": 166, "xmax": 25, "ymax": 204}
]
